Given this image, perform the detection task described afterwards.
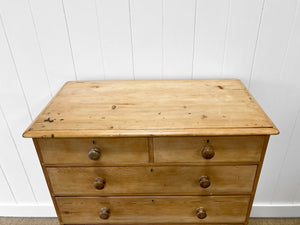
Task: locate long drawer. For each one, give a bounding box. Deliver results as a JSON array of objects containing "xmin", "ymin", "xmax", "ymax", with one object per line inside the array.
[
  {"xmin": 154, "ymin": 136, "xmax": 265, "ymax": 163},
  {"xmin": 48, "ymin": 165, "xmax": 256, "ymax": 195},
  {"xmin": 37, "ymin": 138, "xmax": 148, "ymax": 165},
  {"xmin": 56, "ymin": 196, "xmax": 250, "ymax": 224}
]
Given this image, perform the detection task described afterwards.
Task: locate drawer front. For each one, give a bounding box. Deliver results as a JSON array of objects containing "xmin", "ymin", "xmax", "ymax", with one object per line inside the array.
[
  {"xmin": 48, "ymin": 165, "xmax": 256, "ymax": 195},
  {"xmin": 154, "ymin": 136, "xmax": 265, "ymax": 163},
  {"xmin": 56, "ymin": 196, "xmax": 250, "ymax": 224},
  {"xmin": 37, "ymin": 138, "xmax": 148, "ymax": 165}
]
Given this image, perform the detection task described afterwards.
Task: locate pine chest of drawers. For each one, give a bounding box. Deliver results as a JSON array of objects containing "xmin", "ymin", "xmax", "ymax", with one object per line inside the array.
[{"xmin": 23, "ymin": 79, "xmax": 279, "ymax": 225}]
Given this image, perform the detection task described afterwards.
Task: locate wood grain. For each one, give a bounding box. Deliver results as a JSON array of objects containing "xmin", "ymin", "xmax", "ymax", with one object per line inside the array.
[
  {"xmin": 148, "ymin": 137, "xmax": 154, "ymax": 163},
  {"xmin": 23, "ymin": 80, "xmax": 279, "ymax": 138},
  {"xmin": 154, "ymin": 136, "xmax": 265, "ymax": 163},
  {"xmin": 56, "ymin": 196, "xmax": 250, "ymax": 224},
  {"xmin": 245, "ymin": 136, "xmax": 270, "ymax": 225},
  {"xmin": 2, "ymin": 217, "xmax": 300, "ymax": 225},
  {"xmin": 33, "ymin": 139, "xmax": 64, "ymax": 225},
  {"xmin": 47, "ymin": 165, "xmax": 257, "ymax": 196},
  {"xmin": 22, "ymin": 79, "xmax": 278, "ymax": 224},
  {"xmin": 37, "ymin": 138, "xmax": 148, "ymax": 165}
]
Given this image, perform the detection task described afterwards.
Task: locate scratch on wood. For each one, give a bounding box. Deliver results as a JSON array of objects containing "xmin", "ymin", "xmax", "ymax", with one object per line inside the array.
[{"xmin": 44, "ymin": 117, "xmax": 54, "ymax": 123}]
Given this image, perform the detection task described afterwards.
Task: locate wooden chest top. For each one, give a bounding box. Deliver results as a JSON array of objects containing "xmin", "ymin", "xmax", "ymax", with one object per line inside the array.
[{"xmin": 23, "ymin": 79, "xmax": 278, "ymax": 138}]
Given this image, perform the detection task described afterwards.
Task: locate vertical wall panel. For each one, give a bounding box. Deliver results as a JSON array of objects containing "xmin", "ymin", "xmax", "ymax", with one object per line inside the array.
[
  {"xmin": 270, "ymin": 3, "xmax": 300, "ymax": 204},
  {"xmin": 250, "ymin": 0, "xmax": 299, "ymax": 204},
  {"xmin": 163, "ymin": 0, "xmax": 195, "ymax": 79},
  {"xmin": 222, "ymin": 0, "xmax": 264, "ymax": 86},
  {"xmin": 0, "ymin": 16, "xmax": 51, "ymax": 204},
  {"xmin": 0, "ymin": 0, "xmax": 300, "ymax": 217},
  {"xmin": 96, "ymin": 0, "xmax": 134, "ymax": 80},
  {"xmin": 0, "ymin": 166, "xmax": 15, "ymax": 204},
  {"xmin": 193, "ymin": 0, "xmax": 229, "ymax": 78},
  {"xmin": 0, "ymin": 108, "xmax": 35, "ymax": 203},
  {"xmin": 294, "ymin": 155, "xmax": 300, "ymax": 203},
  {"xmin": 63, "ymin": 0, "xmax": 104, "ymax": 80},
  {"xmin": 274, "ymin": 109, "xmax": 300, "ymax": 203},
  {"xmin": 0, "ymin": 0, "xmax": 51, "ymax": 118},
  {"xmin": 29, "ymin": 0, "xmax": 76, "ymax": 94},
  {"xmin": 130, "ymin": 0, "xmax": 162, "ymax": 79}
]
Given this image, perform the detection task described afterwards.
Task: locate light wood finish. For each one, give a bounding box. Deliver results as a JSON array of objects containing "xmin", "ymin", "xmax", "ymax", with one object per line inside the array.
[
  {"xmin": 56, "ymin": 196, "xmax": 250, "ymax": 224},
  {"xmin": 23, "ymin": 80, "xmax": 279, "ymax": 225},
  {"xmin": 33, "ymin": 139, "xmax": 64, "ymax": 225},
  {"xmin": 23, "ymin": 80, "xmax": 278, "ymax": 138},
  {"xmin": 148, "ymin": 137, "xmax": 154, "ymax": 163},
  {"xmin": 37, "ymin": 138, "xmax": 148, "ymax": 165},
  {"xmin": 154, "ymin": 136, "xmax": 265, "ymax": 163},
  {"xmin": 2, "ymin": 218, "xmax": 300, "ymax": 225},
  {"xmin": 47, "ymin": 165, "xmax": 257, "ymax": 196},
  {"xmin": 245, "ymin": 136, "xmax": 270, "ymax": 225}
]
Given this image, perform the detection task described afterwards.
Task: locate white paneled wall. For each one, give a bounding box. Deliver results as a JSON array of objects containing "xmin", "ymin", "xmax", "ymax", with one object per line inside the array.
[{"xmin": 0, "ymin": 0, "xmax": 300, "ymax": 217}]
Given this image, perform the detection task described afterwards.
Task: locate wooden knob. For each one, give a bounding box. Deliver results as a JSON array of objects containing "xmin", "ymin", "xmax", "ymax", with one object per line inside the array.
[
  {"xmin": 88, "ymin": 147, "xmax": 101, "ymax": 160},
  {"xmin": 99, "ymin": 207, "xmax": 110, "ymax": 220},
  {"xmin": 94, "ymin": 177, "xmax": 106, "ymax": 190},
  {"xmin": 196, "ymin": 207, "xmax": 207, "ymax": 219},
  {"xmin": 201, "ymin": 145, "xmax": 215, "ymax": 159},
  {"xmin": 199, "ymin": 176, "xmax": 210, "ymax": 188}
]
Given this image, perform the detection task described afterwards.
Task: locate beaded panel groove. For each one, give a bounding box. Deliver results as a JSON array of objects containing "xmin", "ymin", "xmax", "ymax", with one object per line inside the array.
[{"xmin": 0, "ymin": 0, "xmax": 300, "ymax": 217}]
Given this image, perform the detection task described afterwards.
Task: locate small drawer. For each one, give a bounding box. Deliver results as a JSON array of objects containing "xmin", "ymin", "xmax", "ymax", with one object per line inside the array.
[
  {"xmin": 56, "ymin": 196, "xmax": 250, "ymax": 224},
  {"xmin": 37, "ymin": 138, "xmax": 148, "ymax": 165},
  {"xmin": 154, "ymin": 136, "xmax": 265, "ymax": 163},
  {"xmin": 47, "ymin": 165, "xmax": 256, "ymax": 196}
]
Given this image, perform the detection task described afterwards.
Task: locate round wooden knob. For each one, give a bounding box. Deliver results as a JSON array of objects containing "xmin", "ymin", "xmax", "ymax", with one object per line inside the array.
[
  {"xmin": 199, "ymin": 176, "xmax": 210, "ymax": 188},
  {"xmin": 99, "ymin": 207, "xmax": 110, "ymax": 220},
  {"xmin": 196, "ymin": 207, "xmax": 207, "ymax": 219},
  {"xmin": 88, "ymin": 147, "xmax": 101, "ymax": 160},
  {"xmin": 201, "ymin": 145, "xmax": 215, "ymax": 159},
  {"xmin": 94, "ymin": 177, "xmax": 106, "ymax": 190}
]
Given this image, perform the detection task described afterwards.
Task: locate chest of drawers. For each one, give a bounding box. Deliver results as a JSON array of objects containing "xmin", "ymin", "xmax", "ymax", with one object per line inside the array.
[{"xmin": 23, "ymin": 79, "xmax": 278, "ymax": 225}]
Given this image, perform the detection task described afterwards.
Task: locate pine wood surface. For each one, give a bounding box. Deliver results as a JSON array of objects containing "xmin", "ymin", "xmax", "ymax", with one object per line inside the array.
[
  {"xmin": 1, "ymin": 218, "xmax": 299, "ymax": 225},
  {"xmin": 56, "ymin": 196, "xmax": 250, "ymax": 224},
  {"xmin": 23, "ymin": 79, "xmax": 279, "ymax": 138},
  {"xmin": 23, "ymin": 80, "xmax": 279, "ymax": 225},
  {"xmin": 245, "ymin": 136, "xmax": 270, "ymax": 225},
  {"xmin": 1, "ymin": 217, "xmax": 299, "ymax": 225},
  {"xmin": 47, "ymin": 165, "xmax": 256, "ymax": 196},
  {"xmin": 154, "ymin": 136, "xmax": 265, "ymax": 163},
  {"xmin": 37, "ymin": 138, "xmax": 148, "ymax": 165}
]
